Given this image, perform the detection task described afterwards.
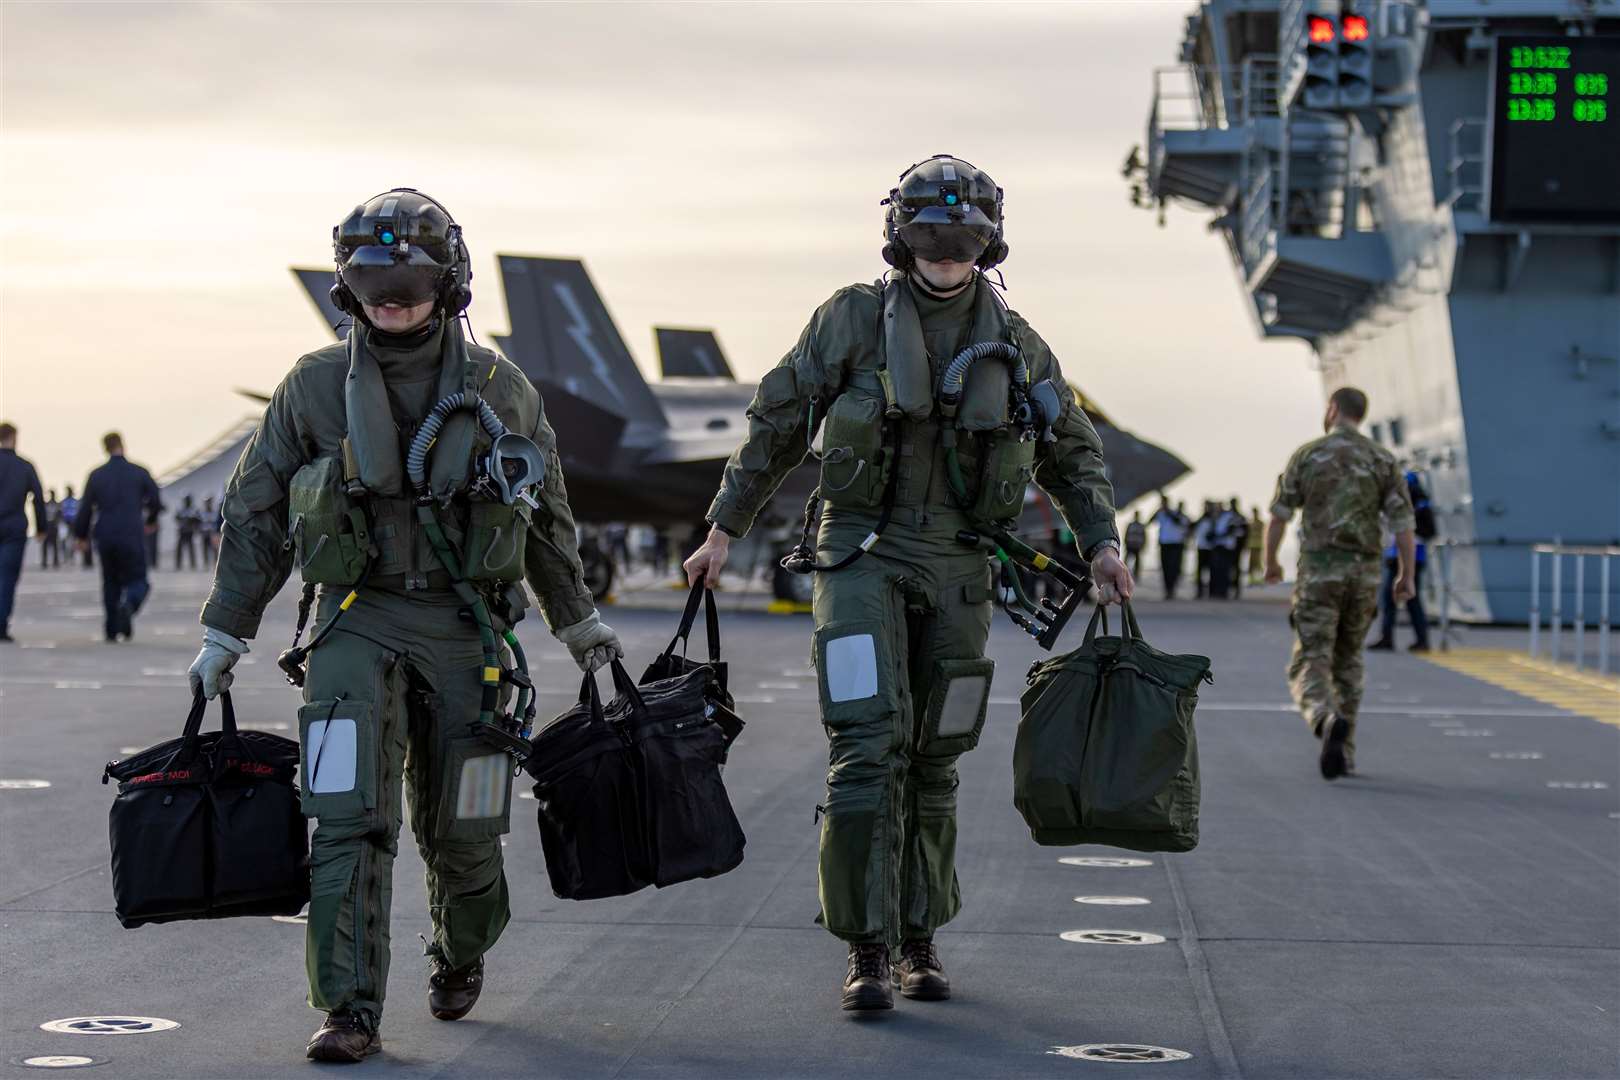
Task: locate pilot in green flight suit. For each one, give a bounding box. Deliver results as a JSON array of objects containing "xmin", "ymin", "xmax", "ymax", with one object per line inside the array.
[
  {"xmin": 684, "ymin": 156, "xmax": 1135, "ymax": 1011},
  {"xmin": 187, "ymin": 189, "xmax": 623, "ymax": 1062}
]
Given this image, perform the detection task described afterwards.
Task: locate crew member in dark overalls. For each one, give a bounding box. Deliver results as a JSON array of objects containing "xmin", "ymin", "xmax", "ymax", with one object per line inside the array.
[{"xmin": 72, "ymin": 431, "xmax": 162, "ymax": 641}]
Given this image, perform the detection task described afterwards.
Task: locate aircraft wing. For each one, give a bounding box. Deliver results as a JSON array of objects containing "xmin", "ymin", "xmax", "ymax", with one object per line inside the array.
[{"xmin": 292, "ymin": 267, "xmax": 350, "ymax": 333}]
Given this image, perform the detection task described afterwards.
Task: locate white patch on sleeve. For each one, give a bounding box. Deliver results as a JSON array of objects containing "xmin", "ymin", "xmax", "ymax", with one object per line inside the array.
[
  {"xmin": 825, "ymin": 633, "xmax": 878, "ymax": 703},
  {"xmin": 307, "ymin": 718, "xmax": 357, "ymax": 794},
  {"xmin": 456, "ymin": 754, "xmax": 510, "ymax": 820},
  {"xmin": 937, "ymin": 675, "xmax": 988, "ymax": 736}
]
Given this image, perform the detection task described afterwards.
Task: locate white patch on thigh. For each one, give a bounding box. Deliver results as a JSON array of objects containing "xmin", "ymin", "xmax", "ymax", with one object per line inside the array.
[{"xmin": 825, "ymin": 633, "xmax": 878, "ymax": 703}]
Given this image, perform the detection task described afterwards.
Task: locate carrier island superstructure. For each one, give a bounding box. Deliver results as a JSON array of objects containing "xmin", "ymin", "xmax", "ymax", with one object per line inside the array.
[{"xmin": 1135, "ymin": 0, "xmax": 1619, "ymax": 622}]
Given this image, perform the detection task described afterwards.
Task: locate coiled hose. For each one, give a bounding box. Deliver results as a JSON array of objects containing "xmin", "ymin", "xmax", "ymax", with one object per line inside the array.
[
  {"xmin": 406, "ymin": 391, "xmax": 507, "ymax": 494},
  {"xmin": 937, "ymin": 341, "xmax": 1027, "ymax": 411}
]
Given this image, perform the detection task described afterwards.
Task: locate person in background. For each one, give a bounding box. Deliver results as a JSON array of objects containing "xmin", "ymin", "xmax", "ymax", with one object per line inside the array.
[
  {"xmin": 39, "ymin": 489, "xmax": 62, "ymax": 569},
  {"xmin": 1265, "ymin": 387, "xmax": 1415, "ymax": 781},
  {"xmin": 1152, "ymin": 495, "xmax": 1190, "ymax": 599},
  {"xmin": 174, "ymin": 494, "xmax": 203, "ymax": 570},
  {"xmin": 72, "ymin": 432, "xmax": 163, "ymax": 642},
  {"xmin": 202, "ymin": 495, "xmax": 221, "ymax": 565},
  {"xmin": 0, "ymin": 422, "xmax": 47, "ymax": 642},
  {"xmin": 1247, "ymin": 506, "xmax": 1265, "ymax": 584},
  {"xmin": 1193, "ymin": 500, "xmax": 1217, "ymax": 598},
  {"xmin": 1224, "ymin": 498, "xmax": 1249, "ymax": 599},
  {"xmin": 143, "ymin": 500, "xmax": 161, "ymax": 569},
  {"xmin": 1370, "ymin": 470, "xmax": 1433, "ymax": 653},
  {"xmin": 60, "ymin": 485, "xmax": 92, "ymax": 569},
  {"xmin": 1124, "ymin": 511, "xmax": 1147, "ymax": 579}
]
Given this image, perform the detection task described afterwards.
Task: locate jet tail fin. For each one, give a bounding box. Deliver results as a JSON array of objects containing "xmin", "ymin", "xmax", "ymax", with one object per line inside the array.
[
  {"xmin": 495, "ymin": 255, "xmax": 666, "ymax": 428},
  {"xmin": 292, "ymin": 267, "xmax": 350, "ymax": 336},
  {"xmin": 655, "ymin": 327, "xmax": 735, "ymax": 379}
]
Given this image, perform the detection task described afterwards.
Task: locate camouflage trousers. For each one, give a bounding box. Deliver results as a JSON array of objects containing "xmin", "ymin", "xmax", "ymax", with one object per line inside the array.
[{"xmin": 1287, "ymin": 552, "xmax": 1381, "ymax": 758}]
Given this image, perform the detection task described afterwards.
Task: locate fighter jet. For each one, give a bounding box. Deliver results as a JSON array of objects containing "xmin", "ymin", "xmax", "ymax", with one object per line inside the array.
[{"xmin": 284, "ymin": 257, "xmax": 1190, "ymax": 599}]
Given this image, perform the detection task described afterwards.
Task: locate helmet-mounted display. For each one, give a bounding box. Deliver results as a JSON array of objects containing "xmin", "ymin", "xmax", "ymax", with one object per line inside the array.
[
  {"xmin": 330, "ymin": 188, "xmax": 473, "ymax": 318},
  {"xmin": 882, "ymin": 154, "xmax": 1008, "ymax": 272}
]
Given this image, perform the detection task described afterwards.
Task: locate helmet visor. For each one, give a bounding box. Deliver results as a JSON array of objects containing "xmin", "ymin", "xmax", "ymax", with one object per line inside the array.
[
  {"xmin": 339, "ymin": 246, "xmax": 447, "ymax": 307},
  {"xmin": 898, "ymin": 220, "xmax": 994, "ymax": 263}
]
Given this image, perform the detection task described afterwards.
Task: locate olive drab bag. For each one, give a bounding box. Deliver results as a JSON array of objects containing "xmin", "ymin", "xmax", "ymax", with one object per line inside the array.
[
  {"xmin": 103, "ymin": 690, "xmax": 308, "ymax": 928},
  {"xmin": 524, "ymin": 658, "xmax": 745, "ymax": 901},
  {"xmin": 1013, "ymin": 603, "xmax": 1212, "ymax": 853}
]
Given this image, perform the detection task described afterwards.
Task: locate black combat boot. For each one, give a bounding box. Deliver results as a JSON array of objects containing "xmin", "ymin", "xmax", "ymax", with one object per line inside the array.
[
  {"xmin": 842, "ymin": 943, "xmax": 893, "ymax": 1012},
  {"xmin": 894, "ymin": 938, "xmax": 950, "ymax": 1001},
  {"xmin": 1318, "ymin": 713, "xmax": 1349, "ymax": 781},
  {"xmin": 428, "ymin": 951, "xmax": 485, "ymax": 1021},
  {"xmin": 305, "ymin": 1008, "xmax": 380, "ymax": 1063}
]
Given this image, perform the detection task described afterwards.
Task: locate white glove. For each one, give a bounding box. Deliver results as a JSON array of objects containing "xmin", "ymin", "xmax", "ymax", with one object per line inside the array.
[
  {"xmin": 188, "ymin": 626, "xmax": 249, "ymax": 699},
  {"xmin": 554, "ymin": 611, "xmax": 623, "ymax": 673}
]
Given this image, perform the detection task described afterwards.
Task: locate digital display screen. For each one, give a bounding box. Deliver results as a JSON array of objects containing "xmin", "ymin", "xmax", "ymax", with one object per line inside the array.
[{"xmin": 1488, "ymin": 35, "xmax": 1620, "ymax": 223}]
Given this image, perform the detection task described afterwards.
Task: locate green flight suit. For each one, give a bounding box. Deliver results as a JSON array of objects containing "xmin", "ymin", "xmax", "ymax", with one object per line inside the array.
[
  {"xmin": 1271, "ymin": 422, "xmax": 1415, "ymax": 757},
  {"xmin": 707, "ymin": 277, "xmax": 1117, "ymax": 945},
  {"xmin": 202, "ymin": 321, "xmax": 595, "ymax": 1023}
]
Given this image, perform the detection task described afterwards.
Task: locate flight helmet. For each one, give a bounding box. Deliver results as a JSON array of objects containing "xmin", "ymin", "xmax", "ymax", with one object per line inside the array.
[
  {"xmin": 881, "ymin": 155, "xmax": 1007, "ymax": 272},
  {"xmin": 330, "ymin": 188, "xmax": 472, "ymax": 317}
]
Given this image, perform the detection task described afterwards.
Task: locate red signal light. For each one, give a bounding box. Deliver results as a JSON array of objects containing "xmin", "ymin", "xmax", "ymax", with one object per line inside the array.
[
  {"xmin": 1307, "ymin": 15, "xmax": 1336, "ymax": 45},
  {"xmin": 1342, "ymin": 14, "xmax": 1370, "ymax": 41}
]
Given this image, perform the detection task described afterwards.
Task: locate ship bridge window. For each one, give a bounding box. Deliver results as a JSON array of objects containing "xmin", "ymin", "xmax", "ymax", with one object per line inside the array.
[
  {"xmin": 1369, "ymin": 422, "xmax": 1384, "ymax": 444},
  {"xmin": 1389, "ymin": 419, "xmax": 1405, "ymax": 447},
  {"xmin": 706, "ymin": 417, "xmax": 730, "ymax": 430}
]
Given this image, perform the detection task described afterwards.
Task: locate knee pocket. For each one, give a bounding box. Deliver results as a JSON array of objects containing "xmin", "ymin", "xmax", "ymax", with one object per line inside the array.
[
  {"xmin": 814, "ymin": 619, "xmax": 899, "ymax": 735},
  {"xmin": 917, "ymin": 658, "xmax": 994, "ymax": 759}
]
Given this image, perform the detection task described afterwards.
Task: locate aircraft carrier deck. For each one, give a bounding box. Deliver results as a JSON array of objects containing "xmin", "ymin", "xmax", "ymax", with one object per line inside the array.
[{"xmin": 2, "ymin": 570, "xmax": 1616, "ymax": 1078}]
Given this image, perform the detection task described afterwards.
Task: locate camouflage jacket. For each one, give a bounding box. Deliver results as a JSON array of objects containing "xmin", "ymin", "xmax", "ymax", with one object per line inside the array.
[
  {"xmin": 201, "ymin": 337, "xmax": 595, "ymax": 640},
  {"xmin": 1271, "ymin": 423, "xmax": 1415, "ymax": 558},
  {"xmin": 704, "ymin": 281, "xmax": 1119, "ymax": 554}
]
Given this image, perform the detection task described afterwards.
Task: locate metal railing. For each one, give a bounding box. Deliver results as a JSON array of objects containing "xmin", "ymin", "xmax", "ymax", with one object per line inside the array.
[
  {"xmin": 1149, "ymin": 55, "xmax": 1280, "ymax": 136},
  {"xmin": 1445, "ymin": 117, "xmax": 1487, "ymax": 213},
  {"xmin": 1529, "ymin": 542, "xmax": 1617, "ymax": 674}
]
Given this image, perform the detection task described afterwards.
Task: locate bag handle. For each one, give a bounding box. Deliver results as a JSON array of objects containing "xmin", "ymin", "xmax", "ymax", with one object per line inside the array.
[
  {"xmin": 607, "ymin": 657, "xmax": 647, "ymax": 714},
  {"xmin": 665, "ymin": 581, "xmax": 722, "ymax": 664},
  {"xmin": 1081, "ymin": 604, "xmax": 1109, "ymax": 646},
  {"xmin": 1120, "ymin": 601, "xmax": 1144, "ymax": 642},
  {"xmin": 577, "ymin": 670, "xmax": 605, "ymax": 723},
  {"xmin": 173, "ymin": 687, "xmax": 243, "ymax": 768}
]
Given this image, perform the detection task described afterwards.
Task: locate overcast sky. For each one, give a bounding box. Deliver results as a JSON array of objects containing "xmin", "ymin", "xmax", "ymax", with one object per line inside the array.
[{"xmin": 0, "ymin": 0, "xmax": 1322, "ymax": 517}]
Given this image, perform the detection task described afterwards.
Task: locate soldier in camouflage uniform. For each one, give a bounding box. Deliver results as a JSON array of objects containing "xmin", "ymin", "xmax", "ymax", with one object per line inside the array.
[
  {"xmin": 1265, "ymin": 387, "xmax": 1415, "ymax": 780},
  {"xmin": 683, "ymin": 156, "xmax": 1132, "ymax": 1011}
]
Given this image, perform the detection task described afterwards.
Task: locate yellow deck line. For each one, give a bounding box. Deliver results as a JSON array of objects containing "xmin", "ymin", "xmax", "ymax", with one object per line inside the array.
[{"xmin": 1421, "ymin": 648, "xmax": 1620, "ymax": 728}]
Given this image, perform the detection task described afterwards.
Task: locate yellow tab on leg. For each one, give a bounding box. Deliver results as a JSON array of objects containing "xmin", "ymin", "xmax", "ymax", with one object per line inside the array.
[
  {"xmin": 339, "ymin": 591, "xmax": 359, "ymax": 610},
  {"xmin": 482, "ymin": 666, "xmax": 501, "ymax": 684}
]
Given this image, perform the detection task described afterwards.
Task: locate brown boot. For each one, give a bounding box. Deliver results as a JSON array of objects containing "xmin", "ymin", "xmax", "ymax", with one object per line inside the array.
[
  {"xmin": 428, "ymin": 952, "xmax": 485, "ymax": 1021},
  {"xmin": 305, "ymin": 1009, "xmax": 380, "ymax": 1063},
  {"xmin": 894, "ymin": 938, "xmax": 951, "ymax": 1000},
  {"xmin": 842, "ymin": 943, "xmax": 893, "ymax": 1011}
]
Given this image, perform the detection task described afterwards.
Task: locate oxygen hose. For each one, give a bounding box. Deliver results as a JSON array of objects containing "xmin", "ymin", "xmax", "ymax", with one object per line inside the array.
[
  {"xmin": 404, "ymin": 392, "xmax": 530, "ymax": 741},
  {"xmin": 938, "ymin": 341, "xmax": 1026, "ymax": 512}
]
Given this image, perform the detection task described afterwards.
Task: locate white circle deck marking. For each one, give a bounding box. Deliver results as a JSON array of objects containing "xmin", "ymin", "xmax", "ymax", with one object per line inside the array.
[
  {"xmin": 1060, "ymin": 930, "xmax": 1166, "ymax": 946},
  {"xmin": 271, "ymin": 911, "xmax": 308, "ymax": 925},
  {"xmin": 1049, "ymin": 1044, "xmax": 1192, "ymax": 1063},
  {"xmin": 0, "ymin": 780, "xmax": 51, "ymax": 790},
  {"xmin": 1547, "ymin": 780, "xmax": 1610, "ymax": 790},
  {"xmin": 1428, "ymin": 720, "xmax": 1465, "ymax": 727},
  {"xmin": 1075, "ymin": 896, "xmax": 1152, "ymax": 906},
  {"xmin": 1490, "ymin": 751, "xmax": 1543, "ymax": 760},
  {"xmin": 1059, "ymin": 856, "xmax": 1152, "ymax": 868},
  {"xmin": 1442, "ymin": 729, "xmax": 1493, "ymax": 737},
  {"xmin": 40, "ymin": 1017, "xmax": 178, "ymax": 1036},
  {"xmin": 17, "ymin": 1056, "xmax": 102, "ymax": 1069}
]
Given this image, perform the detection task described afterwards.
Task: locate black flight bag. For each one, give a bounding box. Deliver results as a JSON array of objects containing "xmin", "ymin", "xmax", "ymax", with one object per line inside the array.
[
  {"xmin": 640, "ymin": 581, "xmax": 744, "ymax": 744},
  {"xmin": 522, "ymin": 658, "xmax": 745, "ymax": 900},
  {"xmin": 103, "ymin": 690, "xmax": 308, "ymax": 928}
]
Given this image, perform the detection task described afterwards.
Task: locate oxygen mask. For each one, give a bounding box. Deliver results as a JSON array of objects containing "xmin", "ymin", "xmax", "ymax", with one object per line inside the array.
[{"xmin": 472, "ymin": 432, "xmax": 545, "ymax": 508}]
